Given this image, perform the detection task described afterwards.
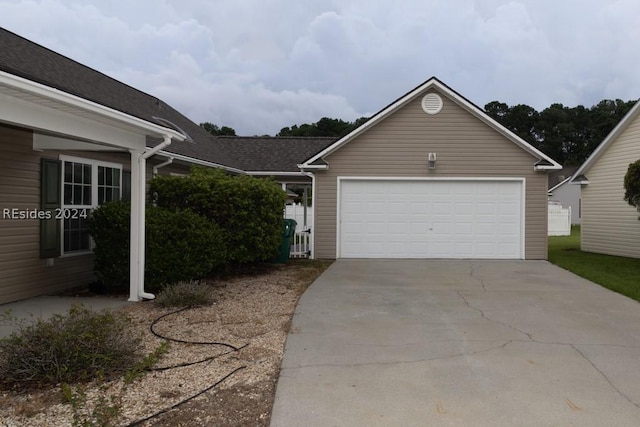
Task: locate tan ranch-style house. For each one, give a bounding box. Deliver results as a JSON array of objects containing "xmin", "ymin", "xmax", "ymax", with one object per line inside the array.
[{"xmin": 0, "ymin": 28, "xmax": 561, "ymax": 305}]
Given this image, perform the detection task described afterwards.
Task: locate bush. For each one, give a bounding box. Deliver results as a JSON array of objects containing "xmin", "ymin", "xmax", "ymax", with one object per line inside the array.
[
  {"xmin": 89, "ymin": 203, "xmax": 225, "ymax": 292},
  {"xmin": 89, "ymin": 201, "xmax": 131, "ymax": 292},
  {"xmin": 145, "ymin": 207, "xmax": 225, "ymax": 290},
  {"xmin": 154, "ymin": 281, "xmax": 214, "ymax": 308},
  {"xmin": 624, "ymin": 159, "xmax": 640, "ymax": 208},
  {"xmin": 150, "ymin": 167, "xmax": 286, "ymax": 265},
  {"xmin": 0, "ymin": 305, "xmax": 141, "ymax": 387}
]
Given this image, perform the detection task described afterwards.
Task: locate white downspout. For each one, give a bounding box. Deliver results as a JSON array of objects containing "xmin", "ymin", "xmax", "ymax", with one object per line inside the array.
[
  {"xmin": 153, "ymin": 157, "xmax": 174, "ymax": 176},
  {"xmin": 131, "ymin": 135, "xmax": 173, "ymax": 301}
]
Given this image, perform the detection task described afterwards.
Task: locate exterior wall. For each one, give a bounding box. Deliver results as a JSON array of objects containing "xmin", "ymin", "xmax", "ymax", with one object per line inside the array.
[
  {"xmin": 0, "ymin": 124, "xmax": 191, "ymax": 304},
  {"xmin": 313, "ymin": 89, "xmax": 549, "ymax": 260},
  {"xmin": 0, "ymin": 125, "xmax": 93, "ymax": 304},
  {"xmin": 581, "ymin": 115, "xmax": 640, "ymax": 258},
  {"xmin": 549, "ymin": 181, "xmax": 581, "ymax": 224}
]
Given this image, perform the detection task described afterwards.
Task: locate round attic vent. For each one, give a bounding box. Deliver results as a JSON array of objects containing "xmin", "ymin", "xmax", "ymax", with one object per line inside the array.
[{"xmin": 421, "ymin": 93, "xmax": 443, "ymax": 115}]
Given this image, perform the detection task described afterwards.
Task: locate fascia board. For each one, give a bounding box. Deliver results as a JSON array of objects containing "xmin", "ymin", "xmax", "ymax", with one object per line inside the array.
[{"xmin": 0, "ymin": 71, "xmax": 185, "ymax": 141}]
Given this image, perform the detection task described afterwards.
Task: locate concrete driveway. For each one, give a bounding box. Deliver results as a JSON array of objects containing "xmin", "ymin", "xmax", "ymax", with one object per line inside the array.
[{"xmin": 271, "ymin": 260, "xmax": 640, "ymax": 426}]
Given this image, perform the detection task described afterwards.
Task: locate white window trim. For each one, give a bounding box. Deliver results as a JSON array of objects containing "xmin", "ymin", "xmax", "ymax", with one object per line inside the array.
[{"xmin": 59, "ymin": 155, "xmax": 123, "ymax": 256}]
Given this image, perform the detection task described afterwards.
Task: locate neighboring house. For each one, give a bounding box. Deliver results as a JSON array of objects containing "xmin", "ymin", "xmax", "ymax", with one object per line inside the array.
[
  {"xmin": 299, "ymin": 78, "xmax": 562, "ymax": 259},
  {"xmin": 548, "ymin": 176, "xmax": 581, "ymax": 225},
  {"xmin": 0, "ymin": 28, "xmax": 329, "ymax": 304},
  {"xmin": 571, "ymin": 99, "xmax": 640, "ymax": 258}
]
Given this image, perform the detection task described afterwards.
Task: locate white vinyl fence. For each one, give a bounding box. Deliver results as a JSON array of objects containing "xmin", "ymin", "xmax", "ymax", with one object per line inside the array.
[
  {"xmin": 548, "ymin": 203, "xmax": 571, "ymax": 236},
  {"xmin": 285, "ymin": 203, "xmax": 313, "ymax": 258}
]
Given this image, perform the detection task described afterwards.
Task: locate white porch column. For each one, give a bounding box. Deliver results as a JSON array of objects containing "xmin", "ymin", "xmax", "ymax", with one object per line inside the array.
[{"xmin": 129, "ymin": 149, "xmax": 143, "ymax": 301}]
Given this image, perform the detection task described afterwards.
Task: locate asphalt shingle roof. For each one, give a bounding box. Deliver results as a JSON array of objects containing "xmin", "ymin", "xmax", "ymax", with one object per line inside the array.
[
  {"xmin": 214, "ymin": 136, "xmax": 336, "ymax": 172},
  {"xmin": 0, "ymin": 27, "xmax": 329, "ymax": 173}
]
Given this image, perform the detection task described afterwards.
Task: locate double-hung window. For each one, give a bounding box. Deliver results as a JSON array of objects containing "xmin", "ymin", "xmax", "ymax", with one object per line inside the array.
[{"xmin": 60, "ymin": 156, "xmax": 122, "ymax": 255}]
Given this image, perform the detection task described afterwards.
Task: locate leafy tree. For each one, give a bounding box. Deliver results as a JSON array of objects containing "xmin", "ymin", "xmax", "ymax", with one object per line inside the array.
[
  {"xmin": 278, "ymin": 117, "xmax": 368, "ymax": 137},
  {"xmin": 200, "ymin": 122, "xmax": 236, "ymax": 136},
  {"xmin": 484, "ymin": 99, "xmax": 637, "ymax": 165}
]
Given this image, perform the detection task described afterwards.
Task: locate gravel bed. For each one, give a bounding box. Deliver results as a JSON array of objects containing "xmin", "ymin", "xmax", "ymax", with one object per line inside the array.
[{"xmin": 0, "ymin": 261, "xmax": 330, "ymax": 426}]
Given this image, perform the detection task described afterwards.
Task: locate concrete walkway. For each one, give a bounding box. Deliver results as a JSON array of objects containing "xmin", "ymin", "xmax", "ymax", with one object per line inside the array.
[
  {"xmin": 271, "ymin": 260, "xmax": 640, "ymax": 426},
  {"xmin": 0, "ymin": 295, "xmax": 131, "ymax": 338}
]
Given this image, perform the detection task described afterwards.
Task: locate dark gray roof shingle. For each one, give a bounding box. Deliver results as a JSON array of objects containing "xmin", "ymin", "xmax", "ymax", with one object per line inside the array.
[{"xmin": 214, "ymin": 136, "xmax": 336, "ymax": 172}]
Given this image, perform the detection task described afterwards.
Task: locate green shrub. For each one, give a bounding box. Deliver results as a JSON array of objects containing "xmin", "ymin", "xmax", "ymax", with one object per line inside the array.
[
  {"xmin": 145, "ymin": 207, "xmax": 225, "ymax": 290},
  {"xmin": 89, "ymin": 203, "xmax": 225, "ymax": 291},
  {"xmin": 0, "ymin": 305, "xmax": 141, "ymax": 387},
  {"xmin": 154, "ymin": 281, "xmax": 214, "ymax": 308},
  {"xmin": 624, "ymin": 159, "xmax": 640, "ymax": 208},
  {"xmin": 150, "ymin": 167, "xmax": 286, "ymax": 265},
  {"xmin": 89, "ymin": 201, "xmax": 131, "ymax": 292}
]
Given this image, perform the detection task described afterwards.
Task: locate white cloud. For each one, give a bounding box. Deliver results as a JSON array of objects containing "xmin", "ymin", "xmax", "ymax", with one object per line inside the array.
[{"xmin": 1, "ymin": 0, "xmax": 639, "ymax": 135}]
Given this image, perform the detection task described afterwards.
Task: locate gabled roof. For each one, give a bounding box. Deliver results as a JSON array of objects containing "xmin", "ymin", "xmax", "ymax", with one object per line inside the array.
[
  {"xmin": 571, "ymin": 98, "xmax": 640, "ymax": 185},
  {"xmin": 214, "ymin": 136, "xmax": 336, "ymax": 173},
  {"xmin": 300, "ymin": 77, "xmax": 562, "ymax": 171}
]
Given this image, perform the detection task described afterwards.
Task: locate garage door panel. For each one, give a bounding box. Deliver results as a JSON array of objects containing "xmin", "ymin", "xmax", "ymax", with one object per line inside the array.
[{"xmin": 339, "ymin": 179, "xmax": 523, "ymax": 259}]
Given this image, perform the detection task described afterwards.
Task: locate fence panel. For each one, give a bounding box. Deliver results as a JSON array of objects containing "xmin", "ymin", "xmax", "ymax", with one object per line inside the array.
[
  {"xmin": 284, "ymin": 204, "xmax": 313, "ymax": 232},
  {"xmin": 548, "ymin": 204, "xmax": 571, "ymax": 236},
  {"xmin": 285, "ymin": 204, "xmax": 313, "ymax": 257}
]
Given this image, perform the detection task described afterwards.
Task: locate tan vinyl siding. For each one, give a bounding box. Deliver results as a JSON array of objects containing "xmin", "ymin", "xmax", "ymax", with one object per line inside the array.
[
  {"xmin": 313, "ymin": 89, "xmax": 548, "ymax": 260},
  {"xmin": 0, "ymin": 125, "xmax": 93, "ymax": 303},
  {"xmin": 581, "ymin": 114, "xmax": 640, "ymax": 258},
  {"xmin": 0, "ymin": 126, "xmax": 183, "ymax": 304}
]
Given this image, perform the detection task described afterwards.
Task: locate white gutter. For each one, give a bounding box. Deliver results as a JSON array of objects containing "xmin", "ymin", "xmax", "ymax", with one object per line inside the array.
[
  {"xmin": 246, "ymin": 171, "xmax": 308, "ymax": 176},
  {"xmin": 155, "ymin": 150, "xmax": 247, "ymax": 175},
  {"xmin": 153, "ymin": 156, "xmax": 174, "ymax": 176}
]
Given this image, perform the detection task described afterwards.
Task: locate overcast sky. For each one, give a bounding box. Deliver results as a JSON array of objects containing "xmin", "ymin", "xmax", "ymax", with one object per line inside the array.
[{"xmin": 1, "ymin": 0, "xmax": 638, "ymax": 135}]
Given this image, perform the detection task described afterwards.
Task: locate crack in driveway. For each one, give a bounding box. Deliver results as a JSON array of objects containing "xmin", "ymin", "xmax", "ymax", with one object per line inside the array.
[{"xmin": 456, "ymin": 289, "xmax": 640, "ymax": 408}]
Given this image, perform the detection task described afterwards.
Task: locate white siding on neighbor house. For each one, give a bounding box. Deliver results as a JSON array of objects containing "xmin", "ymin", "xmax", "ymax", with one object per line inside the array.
[
  {"xmin": 581, "ymin": 113, "xmax": 640, "ymax": 258},
  {"xmin": 548, "ymin": 180, "xmax": 581, "ymax": 224}
]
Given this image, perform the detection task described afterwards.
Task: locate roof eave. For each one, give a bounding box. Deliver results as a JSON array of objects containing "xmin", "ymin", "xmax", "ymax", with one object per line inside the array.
[
  {"xmin": 0, "ymin": 70, "xmax": 185, "ymax": 141},
  {"xmin": 570, "ymin": 174, "xmax": 589, "ymax": 185},
  {"xmin": 298, "ymin": 163, "xmax": 328, "ymax": 171},
  {"xmin": 156, "ymin": 149, "xmax": 246, "ymax": 174}
]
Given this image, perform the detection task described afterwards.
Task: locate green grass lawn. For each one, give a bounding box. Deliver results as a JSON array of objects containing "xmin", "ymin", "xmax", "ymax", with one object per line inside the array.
[{"xmin": 548, "ymin": 226, "xmax": 640, "ymax": 302}]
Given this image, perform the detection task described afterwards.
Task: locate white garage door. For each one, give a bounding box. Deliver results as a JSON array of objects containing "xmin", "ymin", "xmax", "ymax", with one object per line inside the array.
[{"xmin": 339, "ymin": 179, "xmax": 523, "ymax": 259}]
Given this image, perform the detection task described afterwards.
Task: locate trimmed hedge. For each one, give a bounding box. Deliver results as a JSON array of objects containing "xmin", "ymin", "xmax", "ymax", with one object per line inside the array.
[
  {"xmin": 145, "ymin": 206, "xmax": 225, "ymax": 288},
  {"xmin": 89, "ymin": 202, "xmax": 225, "ymax": 291},
  {"xmin": 89, "ymin": 202, "xmax": 131, "ymax": 291},
  {"xmin": 150, "ymin": 167, "xmax": 286, "ymax": 265}
]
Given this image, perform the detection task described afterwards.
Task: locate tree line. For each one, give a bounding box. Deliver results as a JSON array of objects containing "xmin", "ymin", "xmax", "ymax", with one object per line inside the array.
[
  {"xmin": 484, "ymin": 99, "xmax": 636, "ymax": 165},
  {"xmin": 201, "ymin": 98, "xmax": 637, "ymax": 165}
]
